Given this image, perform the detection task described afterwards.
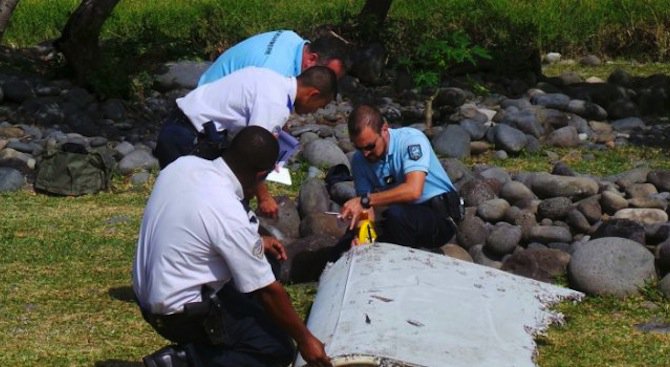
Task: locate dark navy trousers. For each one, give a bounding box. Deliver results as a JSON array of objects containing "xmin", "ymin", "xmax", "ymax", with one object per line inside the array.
[
  {"xmin": 143, "ymin": 281, "xmax": 295, "ymax": 367},
  {"xmin": 153, "ymin": 109, "xmax": 198, "ymax": 169},
  {"xmin": 378, "ymin": 202, "xmax": 457, "ymax": 248}
]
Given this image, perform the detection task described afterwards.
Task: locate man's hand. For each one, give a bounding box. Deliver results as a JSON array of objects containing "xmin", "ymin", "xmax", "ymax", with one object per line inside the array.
[
  {"xmin": 255, "ymin": 282, "xmax": 333, "ymax": 367},
  {"xmin": 340, "ymin": 196, "xmax": 365, "ymax": 230},
  {"xmin": 297, "ymin": 334, "xmax": 332, "ymax": 367},
  {"xmin": 257, "ymin": 195, "xmax": 279, "ymax": 218},
  {"xmin": 256, "ymin": 182, "xmax": 279, "ymax": 218},
  {"xmin": 262, "ymin": 236, "xmax": 287, "ymax": 261}
]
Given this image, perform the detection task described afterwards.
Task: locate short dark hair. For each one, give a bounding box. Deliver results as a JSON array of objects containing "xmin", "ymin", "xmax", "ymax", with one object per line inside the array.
[
  {"xmin": 297, "ymin": 66, "xmax": 338, "ymax": 101},
  {"xmin": 227, "ymin": 126, "xmax": 278, "ymax": 172},
  {"xmin": 308, "ymin": 35, "xmax": 349, "ymax": 71},
  {"xmin": 348, "ymin": 104, "xmax": 384, "ymax": 138}
]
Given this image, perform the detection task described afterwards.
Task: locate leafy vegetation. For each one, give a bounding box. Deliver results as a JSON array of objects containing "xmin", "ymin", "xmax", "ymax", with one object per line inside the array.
[{"xmin": 3, "ymin": 0, "xmax": 670, "ymax": 97}]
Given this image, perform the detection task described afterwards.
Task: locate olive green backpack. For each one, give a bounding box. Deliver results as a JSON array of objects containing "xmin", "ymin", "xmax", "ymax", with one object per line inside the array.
[{"xmin": 34, "ymin": 142, "xmax": 117, "ymax": 196}]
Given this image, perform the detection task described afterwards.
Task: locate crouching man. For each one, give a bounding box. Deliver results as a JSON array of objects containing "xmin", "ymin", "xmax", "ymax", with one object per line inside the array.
[
  {"xmin": 133, "ymin": 126, "xmax": 332, "ymax": 367},
  {"xmin": 339, "ymin": 104, "xmax": 463, "ymax": 250}
]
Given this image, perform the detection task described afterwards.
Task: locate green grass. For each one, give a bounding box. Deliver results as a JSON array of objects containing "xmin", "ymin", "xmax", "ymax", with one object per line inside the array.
[
  {"xmin": 3, "ymin": 0, "xmax": 670, "ymax": 97},
  {"xmin": 1, "ymin": 145, "xmax": 669, "ymax": 366}
]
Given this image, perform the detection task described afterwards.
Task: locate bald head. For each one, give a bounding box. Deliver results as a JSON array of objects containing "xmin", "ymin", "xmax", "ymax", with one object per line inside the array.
[{"xmin": 348, "ymin": 104, "xmax": 384, "ymax": 138}]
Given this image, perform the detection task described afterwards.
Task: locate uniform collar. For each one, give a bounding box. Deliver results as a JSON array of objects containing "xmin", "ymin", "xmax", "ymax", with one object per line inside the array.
[
  {"xmin": 213, "ymin": 158, "xmax": 243, "ymax": 200},
  {"xmin": 287, "ymin": 77, "xmax": 297, "ymax": 113}
]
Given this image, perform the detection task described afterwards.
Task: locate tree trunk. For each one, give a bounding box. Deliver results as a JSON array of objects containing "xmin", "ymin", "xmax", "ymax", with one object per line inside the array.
[
  {"xmin": 357, "ymin": 0, "xmax": 393, "ymax": 38},
  {"xmin": 0, "ymin": 0, "xmax": 20, "ymax": 41},
  {"xmin": 54, "ymin": 0, "xmax": 120, "ymax": 86}
]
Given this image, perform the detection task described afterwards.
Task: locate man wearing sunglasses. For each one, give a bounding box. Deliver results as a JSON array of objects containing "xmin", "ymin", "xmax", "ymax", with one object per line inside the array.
[
  {"xmin": 339, "ymin": 104, "xmax": 462, "ymax": 250},
  {"xmin": 135, "ymin": 126, "xmax": 332, "ymax": 367}
]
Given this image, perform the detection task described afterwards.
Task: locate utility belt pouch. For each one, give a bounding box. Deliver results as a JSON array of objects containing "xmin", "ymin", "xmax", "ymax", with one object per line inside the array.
[
  {"xmin": 191, "ymin": 121, "xmax": 229, "ymax": 160},
  {"xmin": 198, "ymin": 289, "xmax": 232, "ymax": 345},
  {"xmin": 444, "ymin": 191, "xmax": 465, "ymax": 223}
]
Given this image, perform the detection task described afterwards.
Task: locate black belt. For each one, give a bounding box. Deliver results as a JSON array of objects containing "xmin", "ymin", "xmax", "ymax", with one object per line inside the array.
[{"xmin": 141, "ymin": 287, "xmax": 231, "ymax": 345}]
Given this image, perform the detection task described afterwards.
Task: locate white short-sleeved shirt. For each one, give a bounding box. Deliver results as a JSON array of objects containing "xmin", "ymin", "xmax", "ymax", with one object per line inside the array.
[
  {"xmin": 132, "ymin": 156, "xmax": 275, "ymax": 315},
  {"xmin": 176, "ymin": 66, "xmax": 296, "ymax": 137}
]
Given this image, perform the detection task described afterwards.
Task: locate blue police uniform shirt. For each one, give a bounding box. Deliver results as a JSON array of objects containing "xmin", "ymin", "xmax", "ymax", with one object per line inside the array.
[
  {"xmin": 351, "ymin": 127, "xmax": 456, "ymax": 203},
  {"xmin": 198, "ymin": 30, "xmax": 306, "ymax": 86}
]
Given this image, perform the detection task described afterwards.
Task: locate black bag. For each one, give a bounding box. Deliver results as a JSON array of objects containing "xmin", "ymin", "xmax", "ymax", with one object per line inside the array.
[{"xmin": 34, "ymin": 142, "xmax": 116, "ymax": 196}]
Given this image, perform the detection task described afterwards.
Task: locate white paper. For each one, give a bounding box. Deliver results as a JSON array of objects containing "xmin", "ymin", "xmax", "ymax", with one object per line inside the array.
[{"xmin": 266, "ymin": 165, "xmax": 292, "ymax": 185}]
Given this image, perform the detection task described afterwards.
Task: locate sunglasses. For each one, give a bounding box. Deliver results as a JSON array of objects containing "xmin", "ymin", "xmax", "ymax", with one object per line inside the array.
[{"xmin": 357, "ymin": 135, "xmax": 380, "ymax": 152}]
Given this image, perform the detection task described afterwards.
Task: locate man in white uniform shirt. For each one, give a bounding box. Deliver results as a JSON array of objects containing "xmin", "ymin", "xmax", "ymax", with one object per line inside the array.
[
  {"xmin": 135, "ymin": 126, "xmax": 332, "ymax": 367},
  {"xmin": 153, "ymin": 65, "xmax": 337, "ymax": 218}
]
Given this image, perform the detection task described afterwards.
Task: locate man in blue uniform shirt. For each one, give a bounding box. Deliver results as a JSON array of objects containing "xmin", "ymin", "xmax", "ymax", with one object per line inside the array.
[
  {"xmin": 339, "ymin": 104, "xmax": 463, "ymax": 249},
  {"xmin": 198, "ymin": 29, "xmax": 347, "ymax": 85}
]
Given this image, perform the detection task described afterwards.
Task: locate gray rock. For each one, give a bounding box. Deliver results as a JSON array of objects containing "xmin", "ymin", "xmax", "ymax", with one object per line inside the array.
[
  {"xmin": 501, "ymin": 248, "xmax": 570, "ymax": 283},
  {"xmin": 566, "ymin": 209, "xmax": 591, "ymax": 234},
  {"xmin": 606, "ymin": 167, "xmax": 652, "ymax": 189},
  {"xmin": 658, "ymin": 274, "xmax": 670, "ymax": 299},
  {"xmin": 537, "ymin": 197, "xmax": 573, "ymax": 220},
  {"xmin": 531, "ymin": 93, "xmax": 570, "ymax": 110},
  {"xmin": 456, "ymin": 214, "xmax": 488, "ymax": 250},
  {"xmin": 537, "ymin": 108, "xmax": 570, "ymax": 129},
  {"xmin": 478, "ymin": 167, "xmax": 511, "ymax": 186},
  {"xmin": 625, "ymin": 183, "xmax": 657, "ymax": 199},
  {"xmin": 154, "ymin": 61, "xmax": 211, "ymax": 91},
  {"xmin": 500, "ymin": 180, "xmax": 536, "ymax": 205},
  {"xmin": 298, "ymin": 178, "xmax": 330, "ymax": 217},
  {"xmin": 486, "ymin": 223, "xmax": 522, "ymax": 256},
  {"xmin": 0, "ymin": 167, "xmax": 25, "ymax": 192},
  {"xmin": 280, "ymin": 234, "xmax": 339, "ymax": 283},
  {"xmin": 329, "ymin": 181, "xmax": 356, "ymax": 205},
  {"xmin": 432, "ymin": 125, "xmax": 471, "ymax": 159},
  {"xmin": 648, "ymin": 170, "xmax": 670, "ymax": 192},
  {"xmin": 440, "ymin": 243, "xmax": 473, "ymax": 262},
  {"xmin": 477, "ymin": 198, "xmax": 510, "ymax": 223},
  {"xmin": 566, "ymin": 100, "xmax": 608, "ymax": 121},
  {"xmin": 460, "ymin": 178, "xmax": 497, "ymax": 207},
  {"xmin": 118, "ymin": 149, "xmax": 158, "ymax": 174},
  {"xmin": 101, "ymin": 99, "xmax": 126, "ymax": 121},
  {"xmin": 299, "ymin": 212, "xmax": 347, "ymax": 238},
  {"xmin": 579, "ymin": 54, "xmax": 602, "ymax": 66},
  {"xmin": 459, "ymin": 118, "xmax": 487, "ymax": 140},
  {"xmin": 527, "ymin": 225, "xmax": 573, "ymax": 244},
  {"xmin": 500, "ymin": 98, "xmax": 532, "ymax": 110},
  {"xmin": 302, "ymin": 139, "xmax": 349, "ymax": 169},
  {"xmin": 601, "ymin": 190, "xmax": 629, "ymax": 214},
  {"xmin": 503, "ymin": 110, "xmax": 544, "ymax": 138},
  {"xmin": 613, "ymin": 208, "xmax": 668, "ymax": 225},
  {"xmin": 130, "ymin": 171, "xmax": 151, "ymax": 187},
  {"xmin": 628, "ymin": 196, "xmax": 668, "ymax": 210},
  {"xmin": 611, "ymin": 117, "xmax": 645, "ymax": 132},
  {"xmin": 493, "ymin": 123, "xmax": 527, "ymax": 153},
  {"xmin": 575, "ymin": 196, "xmax": 602, "ymax": 223},
  {"xmin": 591, "ymin": 218, "xmax": 645, "ymax": 245},
  {"xmin": 569, "ymin": 237, "xmax": 656, "ymax": 297},
  {"xmin": 0, "ymin": 147, "xmax": 36, "ymax": 170},
  {"xmin": 259, "ymin": 196, "xmax": 301, "ymax": 241},
  {"xmin": 547, "ymin": 126, "xmax": 581, "ymax": 147},
  {"xmin": 530, "ymin": 173, "xmax": 599, "ymax": 199},
  {"xmin": 468, "ymin": 244, "xmax": 502, "ymax": 269},
  {"xmin": 114, "ymin": 141, "xmax": 136, "ymax": 156}
]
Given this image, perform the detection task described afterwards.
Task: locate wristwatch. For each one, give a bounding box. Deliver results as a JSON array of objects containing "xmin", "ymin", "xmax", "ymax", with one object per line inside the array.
[{"xmin": 360, "ymin": 193, "xmax": 371, "ymax": 209}]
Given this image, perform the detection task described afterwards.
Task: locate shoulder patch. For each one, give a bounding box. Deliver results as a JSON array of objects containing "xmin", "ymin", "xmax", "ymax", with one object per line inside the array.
[
  {"xmin": 253, "ymin": 238, "xmax": 265, "ymax": 259},
  {"xmin": 408, "ymin": 144, "xmax": 422, "ymax": 160}
]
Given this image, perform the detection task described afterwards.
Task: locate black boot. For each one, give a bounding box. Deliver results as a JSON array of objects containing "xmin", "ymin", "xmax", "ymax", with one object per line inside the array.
[{"xmin": 143, "ymin": 345, "xmax": 190, "ymax": 367}]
